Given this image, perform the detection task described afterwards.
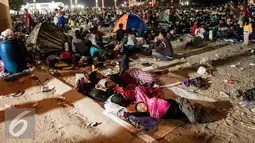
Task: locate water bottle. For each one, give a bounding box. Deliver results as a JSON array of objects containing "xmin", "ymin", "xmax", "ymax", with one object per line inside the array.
[
  {"xmin": 92, "ymin": 64, "xmax": 95, "ymax": 71},
  {"xmin": 209, "ymin": 30, "xmax": 213, "ymax": 40}
]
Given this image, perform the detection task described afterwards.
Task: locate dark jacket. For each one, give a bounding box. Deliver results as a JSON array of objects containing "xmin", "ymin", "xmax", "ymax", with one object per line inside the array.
[
  {"xmin": 72, "ymin": 38, "xmax": 89, "ymax": 56},
  {"xmin": 117, "ymin": 29, "xmax": 125, "ymax": 42},
  {"xmin": 155, "ymin": 37, "xmax": 173, "ymax": 57}
]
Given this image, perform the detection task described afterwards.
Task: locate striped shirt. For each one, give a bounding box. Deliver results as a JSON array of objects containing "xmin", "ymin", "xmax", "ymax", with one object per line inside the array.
[{"xmin": 121, "ymin": 68, "xmax": 154, "ymax": 86}]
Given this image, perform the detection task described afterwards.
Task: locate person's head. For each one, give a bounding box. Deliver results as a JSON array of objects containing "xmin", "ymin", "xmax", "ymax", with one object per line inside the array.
[
  {"xmin": 244, "ymin": 19, "xmax": 249, "ymax": 25},
  {"xmin": 105, "ymin": 80, "xmax": 117, "ymax": 89},
  {"xmin": 80, "ymin": 27, "xmax": 83, "ymax": 33},
  {"xmin": 126, "ymin": 28, "xmax": 131, "ymax": 34},
  {"xmin": 89, "ymin": 71, "xmax": 104, "ymax": 85},
  {"xmin": 94, "ymin": 51, "xmax": 104, "ymax": 58},
  {"xmin": 85, "ymin": 40, "xmax": 92, "ymax": 47},
  {"xmin": 119, "ymin": 23, "xmax": 123, "ymax": 29},
  {"xmin": 24, "ymin": 9, "xmax": 28, "ymax": 14},
  {"xmin": 158, "ymin": 31, "xmax": 167, "ymax": 40},
  {"xmin": 91, "ymin": 27, "xmax": 96, "ymax": 34},
  {"xmin": 111, "ymin": 94, "xmax": 128, "ymax": 106},
  {"xmin": 74, "ymin": 30, "xmax": 81, "ymax": 39},
  {"xmin": 54, "ymin": 9, "xmax": 58, "ymax": 13},
  {"xmin": 135, "ymin": 102, "xmax": 148, "ymax": 112},
  {"xmin": 94, "ymin": 26, "xmax": 98, "ymax": 32},
  {"xmin": 244, "ymin": 21, "xmax": 249, "ymax": 26}
]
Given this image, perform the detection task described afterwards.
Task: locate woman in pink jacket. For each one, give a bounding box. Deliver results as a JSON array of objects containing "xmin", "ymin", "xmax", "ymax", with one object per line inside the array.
[{"xmin": 130, "ymin": 86, "xmax": 201, "ymax": 123}]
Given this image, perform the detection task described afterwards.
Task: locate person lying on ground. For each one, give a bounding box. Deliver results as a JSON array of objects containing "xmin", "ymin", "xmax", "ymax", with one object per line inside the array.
[
  {"xmin": 89, "ymin": 52, "xmax": 155, "ymax": 87},
  {"xmin": 119, "ymin": 86, "xmax": 202, "ymax": 123},
  {"xmin": 90, "ymin": 45, "xmax": 107, "ymax": 61},
  {"xmin": 152, "ymin": 31, "xmax": 174, "ymax": 61},
  {"xmin": 75, "ymin": 80, "xmax": 113, "ymax": 102},
  {"xmin": 112, "ymin": 83, "xmax": 161, "ymax": 105},
  {"xmin": 119, "ymin": 63, "xmax": 155, "ymax": 87},
  {"xmin": 104, "ymin": 94, "xmax": 129, "ymax": 114}
]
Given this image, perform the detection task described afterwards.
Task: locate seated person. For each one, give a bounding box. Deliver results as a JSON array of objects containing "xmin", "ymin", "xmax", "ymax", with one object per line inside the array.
[
  {"xmin": 195, "ymin": 25, "xmax": 207, "ymax": 39},
  {"xmin": 126, "ymin": 28, "xmax": 138, "ymax": 49},
  {"xmin": 217, "ymin": 24, "xmax": 229, "ymax": 38},
  {"xmin": 85, "ymin": 27, "xmax": 100, "ymax": 48},
  {"xmin": 152, "ymin": 31, "xmax": 174, "ymax": 61},
  {"xmin": 79, "ymin": 27, "xmax": 88, "ymax": 39},
  {"xmin": 94, "ymin": 26, "xmax": 105, "ymax": 42},
  {"xmin": 72, "ymin": 30, "xmax": 89, "ymax": 56}
]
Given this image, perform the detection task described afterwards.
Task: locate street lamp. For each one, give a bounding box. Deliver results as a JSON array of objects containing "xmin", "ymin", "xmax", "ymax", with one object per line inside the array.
[
  {"xmin": 33, "ymin": 0, "xmax": 36, "ymax": 10},
  {"xmin": 96, "ymin": 0, "xmax": 98, "ymax": 9},
  {"xmin": 70, "ymin": 0, "xmax": 73, "ymax": 10},
  {"xmin": 75, "ymin": 0, "xmax": 78, "ymax": 8},
  {"xmin": 102, "ymin": 0, "xmax": 105, "ymax": 8}
]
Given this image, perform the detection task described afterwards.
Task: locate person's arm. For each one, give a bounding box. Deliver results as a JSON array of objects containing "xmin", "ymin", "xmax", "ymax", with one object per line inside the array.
[
  {"xmin": 27, "ymin": 15, "xmax": 30, "ymax": 26},
  {"xmin": 72, "ymin": 41, "xmax": 76, "ymax": 53},
  {"xmin": 249, "ymin": 24, "xmax": 253, "ymax": 34},
  {"xmin": 106, "ymin": 88, "xmax": 114, "ymax": 95},
  {"xmin": 120, "ymin": 68, "xmax": 128, "ymax": 76},
  {"xmin": 129, "ymin": 112, "xmax": 150, "ymax": 117},
  {"xmin": 155, "ymin": 41, "xmax": 166, "ymax": 52}
]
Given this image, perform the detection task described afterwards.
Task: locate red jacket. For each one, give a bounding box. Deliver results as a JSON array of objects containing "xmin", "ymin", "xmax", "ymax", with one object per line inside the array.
[
  {"xmin": 24, "ymin": 13, "xmax": 30, "ymax": 26},
  {"xmin": 192, "ymin": 24, "xmax": 197, "ymax": 36}
]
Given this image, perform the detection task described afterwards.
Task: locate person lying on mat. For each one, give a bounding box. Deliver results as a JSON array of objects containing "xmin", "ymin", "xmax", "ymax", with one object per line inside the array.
[
  {"xmin": 119, "ymin": 54, "xmax": 155, "ymax": 86},
  {"xmin": 119, "ymin": 86, "xmax": 202, "ymax": 123},
  {"xmin": 89, "ymin": 54, "xmax": 155, "ymax": 88}
]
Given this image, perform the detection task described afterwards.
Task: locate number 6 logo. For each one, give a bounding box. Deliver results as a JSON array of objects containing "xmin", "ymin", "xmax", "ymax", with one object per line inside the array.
[{"xmin": 9, "ymin": 111, "xmax": 31, "ymax": 137}]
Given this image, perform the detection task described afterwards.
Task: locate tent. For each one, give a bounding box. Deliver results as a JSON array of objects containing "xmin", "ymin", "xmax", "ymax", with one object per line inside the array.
[
  {"xmin": 159, "ymin": 9, "xmax": 180, "ymax": 24},
  {"xmin": 26, "ymin": 23, "xmax": 68, "ymax": 53},
  {"xmin": 159, "ymin": 14, "xmax": 180, "ymax": 24},
  {"xmin": 114, "ymin": 14, "xmax": 148, "ymax": 32}
]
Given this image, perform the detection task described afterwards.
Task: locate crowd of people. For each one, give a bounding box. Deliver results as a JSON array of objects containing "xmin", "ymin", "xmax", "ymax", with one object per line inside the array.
[{"xmin": 9, "ymin": 2, "xmax": 255, "ymax": 123}]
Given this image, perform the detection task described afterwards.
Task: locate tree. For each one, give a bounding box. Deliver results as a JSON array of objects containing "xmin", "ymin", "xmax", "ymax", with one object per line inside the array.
[{"xmin": 9, "ymin": 0, "xmax": 24, "ymax": 11}]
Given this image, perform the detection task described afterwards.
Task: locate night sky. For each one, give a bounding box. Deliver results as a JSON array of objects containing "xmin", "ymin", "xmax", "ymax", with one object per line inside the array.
[{"xmin": 28, "ymin": 0, "xmax": 145, "ymax": 7}]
